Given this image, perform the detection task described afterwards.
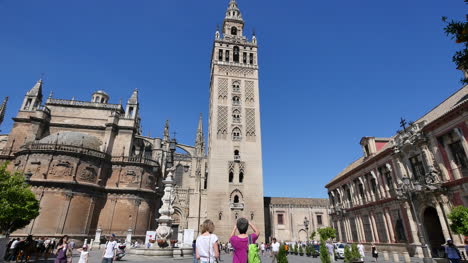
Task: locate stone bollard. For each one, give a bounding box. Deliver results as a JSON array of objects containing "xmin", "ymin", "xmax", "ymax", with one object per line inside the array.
[
  {"xmin": 126, "ymin": 229, "xmax": 132, "ymax": 246},
  {"xmin": 392, "ymin": 251, "xmax": 400, "ymax": 262},
  {"xmin": 93, "ymin": 228, "xmax": 102, "ymax": 248},
  {"xmin": 89, "ymin": 239, "xmax": 94, "ymax": 250},
  {"xmin": 383, "ymin": 251, "xmax": 390, "ymax": 261},
  {"xmin": 403, "ymin": 252, "xmax": 410, "ymax": 263},
  {"xmin": 84, "ymin": 238, "xmax": 88, "ymax": 246}
]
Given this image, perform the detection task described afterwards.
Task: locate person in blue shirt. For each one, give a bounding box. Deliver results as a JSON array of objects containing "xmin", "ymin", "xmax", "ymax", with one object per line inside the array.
[{"xmin": 445, "ymin": 239, "xmax": 461, "ymax": 263}]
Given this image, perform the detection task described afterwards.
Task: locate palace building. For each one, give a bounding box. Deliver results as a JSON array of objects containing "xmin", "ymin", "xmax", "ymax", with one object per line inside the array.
[{"xmin": 325, "ymin": 85, "xmax": 468, "ymax": 257}]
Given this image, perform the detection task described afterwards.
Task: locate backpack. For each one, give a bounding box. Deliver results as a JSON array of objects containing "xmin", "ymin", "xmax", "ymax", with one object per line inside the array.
[{"xmin": 247, "ymin": 234, "xmax": 261, "ymax": 263}]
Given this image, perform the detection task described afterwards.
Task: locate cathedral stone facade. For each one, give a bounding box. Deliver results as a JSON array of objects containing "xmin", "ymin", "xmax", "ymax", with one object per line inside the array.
[{"xmin": 0, "ymin": 0, "xmax": 323, "ymax": 244}]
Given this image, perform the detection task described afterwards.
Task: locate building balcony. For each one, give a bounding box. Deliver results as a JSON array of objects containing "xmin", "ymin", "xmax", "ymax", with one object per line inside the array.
[
  {"xmin": 230, "ymin": 203, "xmax": 244, "ymax": 210},
  {"xmin": 111, "ymin": 156, "xmax": 160, "ymax": 167}
]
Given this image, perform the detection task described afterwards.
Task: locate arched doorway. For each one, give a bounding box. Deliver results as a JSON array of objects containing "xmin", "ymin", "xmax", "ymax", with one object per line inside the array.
[
  {"xmin": 422, "ymin": 207, "xmax": 445, "ymax": 258},
  {"xmin": 298, "ymin": 229, "xmax": 307, "ymax": 242}
]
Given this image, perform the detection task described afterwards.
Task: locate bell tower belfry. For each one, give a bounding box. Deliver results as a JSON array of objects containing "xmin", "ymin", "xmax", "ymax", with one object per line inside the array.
[{"xmin": 206, "ymin": 0, "xmax": 265, "ymax": 241}]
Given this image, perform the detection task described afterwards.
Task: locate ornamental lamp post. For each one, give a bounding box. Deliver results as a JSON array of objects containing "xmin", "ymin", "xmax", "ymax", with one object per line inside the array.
[
  {"xmin": 304, "ymin": 217, "xmax": 310, "ymax": 241},
  {"xmin": 396, "ymin": 176, "xmax": 436, "ymax": 263}
]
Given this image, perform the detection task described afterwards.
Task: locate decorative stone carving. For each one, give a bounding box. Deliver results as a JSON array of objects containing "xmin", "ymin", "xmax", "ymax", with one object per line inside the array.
[
  {"xmin": 217, "ymin": 106, "xmax": 228, "ymax": 139},
  {"xmin": 80, "ymin": 166, "xmax": 97, "ymax": 182},
  {"xmin": 218, "ymin": 65, "xmax": 255, "ymax": 77},
  {"xmin": 245, "ymin": 108, "xmax": 255, "ymax": 138},
  {"xmin": 218, "ymin": 78, "xmax": 228, "ymax": 102},
  {"xmin": 50, "ymin": 160, "xmax": 73, "ymax": 177}
]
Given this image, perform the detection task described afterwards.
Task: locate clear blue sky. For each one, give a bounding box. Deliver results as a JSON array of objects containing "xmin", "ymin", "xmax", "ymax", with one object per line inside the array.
[{"xmin": 0, "ymin": 0, "xmax": 464, "ymax": 198}]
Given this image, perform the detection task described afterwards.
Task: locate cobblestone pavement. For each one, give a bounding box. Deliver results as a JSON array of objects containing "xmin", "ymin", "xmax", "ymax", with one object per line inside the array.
[{"xmin": 11, "ymin": 250, "xmax": 425, "ymax": 263}]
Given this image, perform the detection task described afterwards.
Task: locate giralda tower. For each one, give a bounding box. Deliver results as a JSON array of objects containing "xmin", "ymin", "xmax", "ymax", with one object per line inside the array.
[{"xmin": 206, "ymin": 0, "xmax": 265, "ymax": 241}]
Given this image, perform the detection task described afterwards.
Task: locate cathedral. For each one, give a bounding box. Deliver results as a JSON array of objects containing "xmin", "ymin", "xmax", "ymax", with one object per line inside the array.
[
  {"xmin": 0, "ymin": 0, "xmax": 262, "ymax": 243},
  {"xmin": 0, "ymin": 0, "xmax": 329, "ymax": 244}
]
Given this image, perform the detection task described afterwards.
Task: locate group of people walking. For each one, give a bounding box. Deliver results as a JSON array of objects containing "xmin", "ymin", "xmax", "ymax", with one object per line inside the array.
[{"xmin": 4, "ymin": 234, "xmax": 90, "ymax": 263}]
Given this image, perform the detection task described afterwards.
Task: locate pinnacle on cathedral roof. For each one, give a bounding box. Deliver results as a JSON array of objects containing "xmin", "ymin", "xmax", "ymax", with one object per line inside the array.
[
  {"xmin": 0, "ymin": 96, "xmax": 8, "ymax": 128},
  {"xmin": 127, "ymin": 89, "xmax": 138, "ymax": 105},
  {"xmin": 225, "ymin": 0, "xmax": 243, "ymax": 23},
  {"xmin": 195, "ymin": 113, "xmax": 204, "ymax": 151},
  {"xmin": 27, "ymin": 79, "xmax": 43, "ymax": 98}
]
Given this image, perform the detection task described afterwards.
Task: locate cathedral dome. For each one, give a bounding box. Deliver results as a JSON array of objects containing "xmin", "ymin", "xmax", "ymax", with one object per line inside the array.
[{"xmin": 39, "ymin": 132, "xmax": 102, "ymax": 150}]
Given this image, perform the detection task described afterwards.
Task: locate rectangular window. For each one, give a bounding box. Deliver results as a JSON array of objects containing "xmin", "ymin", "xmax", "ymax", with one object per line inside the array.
[
  {"xmin": 249, "ymin": 53, "xmax": 254, "ymax": 64},
  {"xmin": 277, "ymin": 214, "xmax": 284, "ymax": 225},
  {"xmin": 409, "ymin": 155, "xmax": 425, "ymax": 180},
  {"xmin": 317, "ymin": 215, "xmax": 323, "ymax": 225},
  {"xmin": 219, "ymin": 49, "xmax": 223, "ymax": 61},
  {"xmin": 243, "ymin": 52, "xmax": 247, "ymax": 64},
  {"xmin": 375, "ymin": 212, "xmax": 388, "ymax": 243},
  {"xmin": 225, "ymin": 50, "xmax": 230, "ymax": 62},
  {"xmin": 362, "ymin": 215, "xmax": 373, "ymax": 242},
  {"xmin": 449, "ymin": 140, "xmax": 468, "ymax": 169},
  {"xmin": 350, "ymin": 217, "xmax": 358, "ymax": 242}
]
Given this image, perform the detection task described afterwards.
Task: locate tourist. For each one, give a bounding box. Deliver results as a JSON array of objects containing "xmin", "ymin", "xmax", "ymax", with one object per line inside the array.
[
  {"xmin": 192, "ymin": 240, "xmax": 197, "ymax": 263},
  {"xmin": 44, "ymin": 238, "xmax": 54, "ymax": 261},
  {"xmin": 260, "ymin": 242, "xmax": 265, "ymax": 256},
  {"xmin": 196, "ymin": 219, "xmax": 220, "ymax": 263},
  {"xmin": 371, "ymin": 243, "xmax": 378, "ymax": 262},
  {"xmin": 101, "ymin": 234, "xmax": 117, "ymax": 263},
  {"xmin": 464, "ymin": 238, "xmax": 468, "ymax": 260},
  {"xmin": 326, "ymin": 241, "xmax": 335, "ymax": 263},
  {"xmin": 7, "ymin": 238, "xmax": 20, "ymax": 261},
  {"xmin": 55, "ymin": 235, "xmax": 71, "ymax": 263},
  {"xmin": 229, "ymin": 217, "xmax": 260, "ymax": 263},
  {"xmin": 357, "ymin": 242, "xmax": 365, "ymax": 261},
  {"xmin": 445, "ymin": 239, "xmax": 461, "ymax": 263},
  {"xmin": 271, "ymin": 238, "xmax": 280, "ymax": 263},
  {"xmin": 77, "ymin": 245, "xmax": 89, "ymax": 263}
]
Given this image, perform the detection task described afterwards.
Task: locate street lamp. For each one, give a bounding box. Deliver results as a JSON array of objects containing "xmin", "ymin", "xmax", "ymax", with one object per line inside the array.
[
  {"xmin": 396, "ymin": 176, "xmax": 438, "ymax": 263},
  {"xmin": 304, "ymin": 217, "xmax": 310, "ymax": 241}
]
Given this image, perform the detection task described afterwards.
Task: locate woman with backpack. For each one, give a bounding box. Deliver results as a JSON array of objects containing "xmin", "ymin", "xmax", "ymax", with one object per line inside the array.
[
  {"xmin": 229, "ymin": 217, "xmax": 260, "ymax": 263},
  {"xmin": 196, "ymin": 219, "xmax": 220, "ymax": 263}
]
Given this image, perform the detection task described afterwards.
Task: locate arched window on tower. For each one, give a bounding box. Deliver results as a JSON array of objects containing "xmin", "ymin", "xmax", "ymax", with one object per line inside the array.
[
  {"xmin": 234, "ymin": 195, "xmax": 239, "ymax": 203},
  {"xmin": 233, "ymin": 46, "xmax": 240, "ymax": 62},
  {"xmin": 229, "ymin": 171, "xmax": 234, "ymax": 183},
  {"xmin": 232, "ymin": 96, "xmax": 240, "ymax": 105},
  {"xmin": 232, "ymin": 128, "xmax": 241, "ymax": 141},
  {"xmin": 232, "ymin": 109, "xmax": 240, "ymax": 123},
  {"xmin": 239, "ymin": 171, "xmax": 244, "ymax": 183},
  {"xmin": 232, "ymin": 81, "xmax": 240, "ymax": 92},
  {"xmin": 231, "ymin": 26, "xmax": 237, "ymax": 36}
]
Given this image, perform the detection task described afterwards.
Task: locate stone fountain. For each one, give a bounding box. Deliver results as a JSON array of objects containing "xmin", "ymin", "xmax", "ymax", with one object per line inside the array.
[{"xmin": 129, "ymin": 168, "xmax": 191, "ymax": 258}]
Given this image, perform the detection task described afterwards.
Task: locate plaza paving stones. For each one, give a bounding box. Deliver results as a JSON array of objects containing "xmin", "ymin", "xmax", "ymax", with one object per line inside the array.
[{"xmin": 15, "ymin": 250, "xmax": 425, "ymax": 263}]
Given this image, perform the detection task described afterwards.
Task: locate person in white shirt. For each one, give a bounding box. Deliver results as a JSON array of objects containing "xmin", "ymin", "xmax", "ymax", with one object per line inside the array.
[
  {"xmin": 261, "ymin": 242, "xmax": 266, "ymax": 256},
  {"xmin": 102, "ymin": 234, "xmax": 117, "ymax": 263},
  {"xmin": 196, "ymin": 219, "xmax": 220, "ymax": 263},
  {"xmin": 357, "ymin": 243, "xmax": 365, "ymax": 261},
  {"xmin": 78, "ymin": 245, "xmax": 89, "ymax": 263},
  {"xmin": 271, "ymin": 238, "xmax": 280, "ymax": 263}
]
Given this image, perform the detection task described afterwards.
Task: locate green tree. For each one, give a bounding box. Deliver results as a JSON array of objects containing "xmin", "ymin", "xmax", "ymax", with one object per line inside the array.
[
  {"xmin": 318, "ymin": 227, "xmax": 336, "ymax": 241},
  {"xmin": 299, "ymin": 245, "xmax": 304, "ymax": 255},
  {"xmin": 344, "ymin": 244, "xmax": 362, "ymax": 263},
  {"xmin": 319, "ymin": 239, "xmax": 331, "ymax": 263},
  {"xmin": 310, "ymin": 231, "xmax": 316, "ymax": 240},
  {"xmin": 0, "ymin": 163, "xmax": 40, "ymax": 236},
  {"xmin": 277, "ymin": 243, "xmax": 288, "ymax": 263},
  {"xmin": 447, "ymin": 205, "xmax": 468, "ymax": 236},
  {"xmin": 442, "ymin": 6, "xmax": 468, "ymax": 84}
]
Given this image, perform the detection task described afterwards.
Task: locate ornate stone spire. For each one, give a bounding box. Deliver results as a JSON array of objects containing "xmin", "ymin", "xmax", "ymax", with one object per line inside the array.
[
  {"xmin": 163, "ymin": 120, "xmax": 170, "ymax": 142},
  {"xmin": 27, "ymin": 79, "xmax": 43, "ymax": 98},
  {"xmin": 195, "ymin": 113, "xmax": 204, "ymax": 154},
  {"xmin": 225, "ymin": 0, "xmax": 243, "ymax": 23},
  {"xmin": 0, "ymin": 96, "xmax": 8, "ymax": 128},
  {"xmin": 127, "ymin": 89, "xmax": 138, "ymax": 105}
]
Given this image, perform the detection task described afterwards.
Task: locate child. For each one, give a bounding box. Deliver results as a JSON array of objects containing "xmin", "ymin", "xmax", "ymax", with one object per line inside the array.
[{"xmin": 77, "ymin": 245, "xmax": 89, "ymax": 263}]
